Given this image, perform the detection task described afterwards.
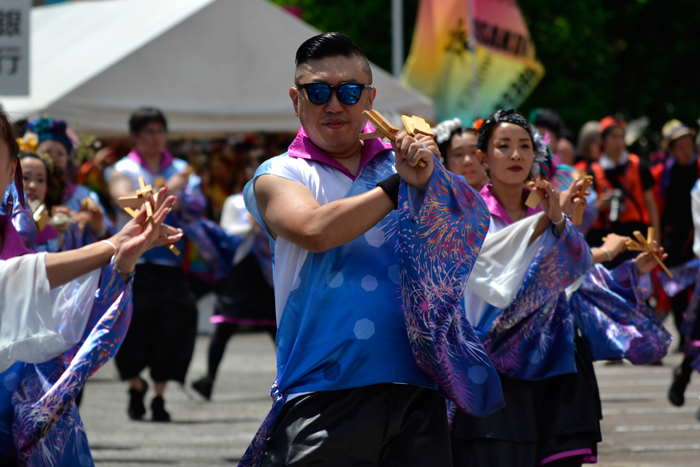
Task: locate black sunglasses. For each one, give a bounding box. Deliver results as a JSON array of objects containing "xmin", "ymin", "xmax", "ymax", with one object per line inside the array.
[{"xmin": 296, "ymin": 83, "xmax": 373, "ymax": 105}]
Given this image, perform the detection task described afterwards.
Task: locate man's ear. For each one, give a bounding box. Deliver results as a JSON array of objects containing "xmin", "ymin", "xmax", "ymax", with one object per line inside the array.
[
  {"xmin": 289, "ymin": 87, "xmax": 300, "ymax": 117},
  {"xmin": 366, "ymin": 86, "xmax": 376, "ymax": 109}
]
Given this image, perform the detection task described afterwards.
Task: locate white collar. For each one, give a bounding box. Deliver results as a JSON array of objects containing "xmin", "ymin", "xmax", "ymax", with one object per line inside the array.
[{"xmin": 599, "ymin": 150, "xmax": 629, "ymax": 170}]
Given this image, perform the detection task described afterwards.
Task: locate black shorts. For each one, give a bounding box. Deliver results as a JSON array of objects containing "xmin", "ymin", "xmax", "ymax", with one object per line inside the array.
[{"xmin": 262, "ymin": 383, "xmax": 451, "ymax": 467}]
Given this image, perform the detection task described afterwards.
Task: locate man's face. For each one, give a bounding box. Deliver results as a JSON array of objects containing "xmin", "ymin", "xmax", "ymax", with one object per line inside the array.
[
  {"xmin": 290, "ymin": 56, "xmax": 375, "ymax": 159},
  {"xmin": 669, "ymin": 135, "xmax": 694, "ymax": 166},
  {"xmin": 132, "ymin": 122, "xmax": 167, "ymax": 158}
]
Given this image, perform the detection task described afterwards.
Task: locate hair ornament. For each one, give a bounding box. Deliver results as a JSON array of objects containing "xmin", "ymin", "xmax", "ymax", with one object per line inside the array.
[
  {"xmin": 471, "ymin": 119, "xmax": 484, "ymax": 131},
  {"xmin": 17, "ymin": 132, "xmax": 38, "ymax": 153},
  {"xmin": 433, "ymin": 118, "xmax": 462, "ymax": 145},
  {"xmin": 28, "ymin": 117, "xmax": 73, "ymax": 153},
  {"xmin": 530, "ymin": 129, "xmax": 550, "ymax": 177}
]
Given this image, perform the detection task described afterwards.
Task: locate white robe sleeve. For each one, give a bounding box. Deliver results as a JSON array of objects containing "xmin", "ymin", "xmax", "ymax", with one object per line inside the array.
[
  {"xmin": 692, "ymin": 180, "xmax": 700, "ymax": 258},
  {"xmin": 0, "ymin": 253, "xmax": 100, "ymax": 373},
  {"xmin": 466, "ymin": 213, "xmax": 544, "ymax": 308}
]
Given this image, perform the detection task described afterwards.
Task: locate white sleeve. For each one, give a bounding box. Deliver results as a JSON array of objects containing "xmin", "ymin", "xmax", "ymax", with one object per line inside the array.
[
  {"xmin": 466, "ymin": 213, "xmax": 544, "ymax": 309},
  {"xmin": 0, "ymin": 253, "xmax": 100, "ymax": 372},
  {"xmin": 692, "ymin": 181, "xmax": 700, "ymax": 258},
  {"xmin": 220, "ymin": 195, "xmax": 253, "ymax": 237}
]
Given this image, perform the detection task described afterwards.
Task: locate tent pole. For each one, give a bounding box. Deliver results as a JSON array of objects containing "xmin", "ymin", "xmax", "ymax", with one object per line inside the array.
[
  {"xmin": 466, "ymin": 0, "xmax": 478, "ymax": 119},
  {"xmin": 391, "ymin": 0, "xmax": 403, "ymax": 78}
]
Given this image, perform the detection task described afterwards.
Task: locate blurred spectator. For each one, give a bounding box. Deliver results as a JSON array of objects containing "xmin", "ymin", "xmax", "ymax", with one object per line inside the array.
[
  {"xmin": 76, "ymin": 140, "xmax": 121, "ymax": 216},
  {"xmin": 586, "ymin": 116, "xmax": 660, "ymax": 267},
  {"xmin": 557, "ymin": 130, "xmax": 576, "ymax": 166},
  {"xmin": 530, "ymin": 108, "xmax": 564, "ymax": 154},
  {"xmin": 575, "ymin": 121, "xmax": 601, "ymax": 171},
  {"xmin": 652, "ymin": 119, "xmax": 699, "ymax": 348}
]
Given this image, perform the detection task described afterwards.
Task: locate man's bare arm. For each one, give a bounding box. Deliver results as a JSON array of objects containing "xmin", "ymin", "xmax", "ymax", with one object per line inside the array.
[{"xmin": 255, "ymin": 174, "xmax": 394, "ymax": 253}]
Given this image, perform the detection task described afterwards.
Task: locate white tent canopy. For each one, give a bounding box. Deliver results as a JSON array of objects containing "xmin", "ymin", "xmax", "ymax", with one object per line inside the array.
[{"xmin": 0, "ymin": 0, "xmax": 433, "ymax": 136}]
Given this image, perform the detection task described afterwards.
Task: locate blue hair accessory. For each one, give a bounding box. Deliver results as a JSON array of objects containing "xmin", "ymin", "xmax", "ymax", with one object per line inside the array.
[{"xmin": 28, "ymin": 117, "xmax": 73, "ymax": 153}]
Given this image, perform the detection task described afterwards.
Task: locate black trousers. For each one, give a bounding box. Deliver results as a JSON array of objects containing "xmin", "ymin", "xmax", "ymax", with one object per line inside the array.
[
  {"xmin": 206, "ymin": 323, "xmax": 276, "ymax": 380},
  {"xmin": 262, "ymin": 384, "xmax": 451, "ymax": 467},
  {"xmin": 115, "ymin": 264, "xmax": 198, "ymax": 384}
]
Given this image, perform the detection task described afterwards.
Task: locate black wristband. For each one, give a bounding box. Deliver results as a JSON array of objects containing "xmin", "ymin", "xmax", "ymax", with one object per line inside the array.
[{"xmin": 376, "ymin": 173, "xmax": 400, "ymax": 209}]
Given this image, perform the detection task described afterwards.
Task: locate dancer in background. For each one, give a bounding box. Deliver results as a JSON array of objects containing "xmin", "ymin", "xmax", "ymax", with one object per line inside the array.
[
  {"xmin": 108, "ymin": 107, "xmax": 204, "ymax": 422},
  {"xmin": 191, "ymin": 153, "xmax": 276, "ymax": 401},
  {"xmin": 28, "ymin": 118, "xmax": 111, "ymax": 246},
  {"xmin": 19, "ymin": 152, "xmax": 83, "ymax": 252},
  {"xmin": 663, "ymin": 174, "xmax": 700, "ymax": 418},
  {"xmin": 435, "ymin": 118, "xmax": 489, "ymax": 192},
  {"xmin": 451, "ymin": 109, "xmax": 598, "ymax": 467},
  {"xmin": 651, "ymin": 120, "xmax": 699, "ymax": 351}
]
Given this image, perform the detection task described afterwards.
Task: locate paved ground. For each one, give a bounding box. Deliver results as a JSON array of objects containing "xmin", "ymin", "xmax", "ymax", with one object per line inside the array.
[{"xmin": 80, "ymin": 320, "xmax": 700, "ymax": 466}]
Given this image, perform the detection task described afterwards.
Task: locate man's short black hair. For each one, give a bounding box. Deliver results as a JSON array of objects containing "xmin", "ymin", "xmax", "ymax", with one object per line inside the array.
[
  {"xmin": 129, "ymin": 107, "xmax": 168, "ymax": 134},
  {"xmin": 295, "ymin": 32, "xmax": 372, "ymax": 82}
]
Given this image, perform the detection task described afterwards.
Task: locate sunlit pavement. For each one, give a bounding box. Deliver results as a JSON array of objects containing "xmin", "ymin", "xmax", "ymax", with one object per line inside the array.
[{"xmin": 80, "ymin": 317, "xmax": 700, "ymax": 467}]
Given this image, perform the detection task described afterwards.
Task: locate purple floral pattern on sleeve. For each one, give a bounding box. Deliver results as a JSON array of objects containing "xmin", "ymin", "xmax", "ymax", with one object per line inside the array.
[
  {"xmin": 571, "ymin": 261, "xmax": 671, "ymax": 364},
  {"xmin": 397, "ymin": 159, "xmax": 504, "ymax": 417},
  {"xmin": 12, "ymin": 260, "xmax": 133, "ymax": 466},
  {"xmin": 484, "ymin": 220, "xmax": 593, "ymax": 380}
]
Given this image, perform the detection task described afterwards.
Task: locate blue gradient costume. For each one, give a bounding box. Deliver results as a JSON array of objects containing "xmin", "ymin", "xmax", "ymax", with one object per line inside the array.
[{"xmin": 238, "ymin": 126, "xmax": 502, "ymax": 466}]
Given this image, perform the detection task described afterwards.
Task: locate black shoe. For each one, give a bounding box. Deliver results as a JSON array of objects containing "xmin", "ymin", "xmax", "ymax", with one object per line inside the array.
[
  {"xmin": 192, "ymin": 377, "xmax": 213, "ymax": 401},
  {"xmin": 668, "ymin": 366, "xmax": 691, "ymax": 407},
  {"xmin": 151, "ymin": 396, "xmax": 171, "ymax": 422},
  {"xmin": 127, "ymin": 378, "xmax": 149, "ymax": 420}
]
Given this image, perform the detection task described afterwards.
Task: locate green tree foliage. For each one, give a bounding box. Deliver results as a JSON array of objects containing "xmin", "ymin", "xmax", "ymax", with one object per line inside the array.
[
  {"xmin": 272, "ymin": 0, "xmax": 700, "ymax": 137},
  {"xmin": 520, "ymin": 0, "xmax": 700, "ymax": 137}
]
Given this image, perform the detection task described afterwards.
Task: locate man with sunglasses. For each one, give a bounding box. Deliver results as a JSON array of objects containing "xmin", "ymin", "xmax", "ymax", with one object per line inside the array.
[{"xmin": 240, "ymin": 33, "xmax": 492, "ymax": 467}]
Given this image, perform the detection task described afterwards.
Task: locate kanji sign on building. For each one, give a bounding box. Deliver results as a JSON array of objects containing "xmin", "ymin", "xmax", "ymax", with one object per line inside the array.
[{"xmin": 0, "ymin": 0, "xmax": 29, "ymax": 96}]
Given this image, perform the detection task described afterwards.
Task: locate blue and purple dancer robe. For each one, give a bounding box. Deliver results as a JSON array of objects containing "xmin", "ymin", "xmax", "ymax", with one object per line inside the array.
[
  {"xmin": 237, "ymin": 125, "xmax": 504, "ymax": 466},
  {"xmin": 465, "ymin": 183, "xmax": 669, "ymax": 372},
  {"xmin": 466, "ymin": 185, "xmax": 593, "ymax": 380},
  {"xmin": 570, "ymin": 259, "xmax": 670, "ymax": 365},
  {"xmin": 60, "ymin": 183, "xmax": 113, "ymax": 249},
  {"xmin": 0, "ymin": 183, "xmax": 134, "ymax": 466}
]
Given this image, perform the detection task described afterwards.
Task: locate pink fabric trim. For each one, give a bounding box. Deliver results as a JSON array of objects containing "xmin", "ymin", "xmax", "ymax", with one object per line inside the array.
[
  {"xmin": 539, "ymin": 448, "xmax": 593, "ymax": 465},
  {"xmin": 127, "ymin": 149, "xmax": 175, "ymax": 174},
  {"xmin": 479, "ymin": 183, "xmax": 542, "ymax": 225},
  {"xmin": 287, "ymin": 123, "xmax": 392, "ymax": 180},
  {"xmin": 209, "ymin": 315, "xmax": 277, "ymax": 327}
]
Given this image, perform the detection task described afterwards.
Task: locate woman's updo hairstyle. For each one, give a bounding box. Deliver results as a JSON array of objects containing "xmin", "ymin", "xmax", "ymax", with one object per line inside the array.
[{"xmin": 476, "ymin": 109, "xmax": 534, "ymax": 153}]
